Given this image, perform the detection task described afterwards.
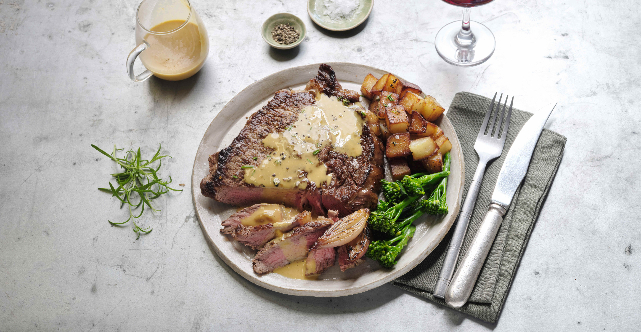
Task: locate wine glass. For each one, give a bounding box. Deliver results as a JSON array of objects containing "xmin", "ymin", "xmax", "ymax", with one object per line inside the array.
[{"xmin": 434, "ymin": 0, "xmax": 495, "ymax": 66}]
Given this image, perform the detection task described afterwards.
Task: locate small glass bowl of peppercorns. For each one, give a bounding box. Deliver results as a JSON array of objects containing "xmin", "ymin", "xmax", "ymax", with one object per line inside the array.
[{"xmin": 262, "ymin": 13, "xmax": 306, "ymax": 49}]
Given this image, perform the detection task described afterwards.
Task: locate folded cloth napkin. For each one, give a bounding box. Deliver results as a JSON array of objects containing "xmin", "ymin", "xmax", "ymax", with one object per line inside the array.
[{"xmin": 394, "ymin": 92, "xmax": 567, "ymax": 323}]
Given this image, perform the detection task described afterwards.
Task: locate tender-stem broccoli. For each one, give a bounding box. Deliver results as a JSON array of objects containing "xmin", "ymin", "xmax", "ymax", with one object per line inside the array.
[
  {"xmin": 369, "ymin": 194, "xmax": 420, "ymax": 236},
  {"xmin": 424, "ymin": 152, "xmax": 451, "ymax": 215},
  {"xmin": 367, "ymin": 152, "xmax": 453, "ymax": 268},
  {"xmin": 400, "ymin": 169, "xmax": 450, "ymax": 196},
  {"xmin": 367, "ymin": 223, "xmax": 416, "ymax": 268},
  {"xmin": 396, "ymin": 200, "xmax": 431, "ymax": 230},
  {"xmin": 369, "ymin": 196, "xmax": 445, "ymax": 268}
]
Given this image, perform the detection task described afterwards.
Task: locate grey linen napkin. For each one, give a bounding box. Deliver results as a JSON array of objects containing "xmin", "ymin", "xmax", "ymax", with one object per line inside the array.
[{"xmin": 393, "ymin": 92, "xmax": 567, "ymax": 323}]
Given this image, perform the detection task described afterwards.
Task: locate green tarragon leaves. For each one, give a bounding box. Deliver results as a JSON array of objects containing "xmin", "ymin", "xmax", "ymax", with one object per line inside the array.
[{"xmin": 92, "ymin": 144, "xmax": 182, "ymax": 239}]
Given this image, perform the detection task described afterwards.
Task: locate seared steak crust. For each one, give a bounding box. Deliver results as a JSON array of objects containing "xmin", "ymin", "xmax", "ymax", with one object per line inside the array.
[
  {"xmin": 338, "ymin": 226, "xmax": 371, "ymax": 271},
  {"xmin": 201, "ymin": 64, "xmax": 384, "ymax": 216},
  {"xmin": 305, "ymin": 64, "xmax": 360, "ymax": 102},
  {"xmin": 200, "ymin": 89, "xmax": 316, "ymax": 204},
  {"xmin": 319, "ymin": 124, "xmax": 384, "ymax": 215}
]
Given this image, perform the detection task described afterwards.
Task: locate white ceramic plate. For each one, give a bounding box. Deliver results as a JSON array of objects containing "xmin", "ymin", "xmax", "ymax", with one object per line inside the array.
[{"xmin": 191, "ymin": 62, "xmax": 465, "ymax": 297}]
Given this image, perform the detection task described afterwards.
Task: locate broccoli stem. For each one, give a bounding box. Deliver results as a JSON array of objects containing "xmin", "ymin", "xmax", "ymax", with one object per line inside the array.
[
  {"xmin": 369, "ymin": 193, "xmax": 421, "ymax": 236},
  {"xmin": 395, "ymin": 206, "xmax": 426, "ymax": 231},
  {"xmin": 367, "ymin": 224, "xmax": 416, "ymax": 268},
  {"xmin": 389, "ymin": 194, "xmax": 421, "ymax": 221},
  {"xmin": 424, "ymin": 152, "xmax": 451, "ymax": 215}
]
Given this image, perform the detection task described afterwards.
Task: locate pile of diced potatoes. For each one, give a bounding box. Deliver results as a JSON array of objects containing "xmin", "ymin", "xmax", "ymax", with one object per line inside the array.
[{"xmin": 360, "ymin": 73, "xmax": 452, "ymax": 180}]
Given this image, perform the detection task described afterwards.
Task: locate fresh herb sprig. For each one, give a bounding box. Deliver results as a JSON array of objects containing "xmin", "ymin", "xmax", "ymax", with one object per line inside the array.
[{"xmin": 92, "ymin": 144, "xmax": 182, "ymax": 239}]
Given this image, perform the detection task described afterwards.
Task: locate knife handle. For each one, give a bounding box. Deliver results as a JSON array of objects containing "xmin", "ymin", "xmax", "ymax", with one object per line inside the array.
[
  {"xmin": 445, "ymin": 203, "xmax": 507, "ymax": 308},
  {"xmin": 433, "ymin": 161, "xmax": 488, "ymax": 299}
]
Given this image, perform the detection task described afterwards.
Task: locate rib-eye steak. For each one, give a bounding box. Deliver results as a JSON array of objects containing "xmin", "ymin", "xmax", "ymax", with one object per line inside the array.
[{"xmin": 200, "ymin": 64, "xmax": 384, "ymax": 216}]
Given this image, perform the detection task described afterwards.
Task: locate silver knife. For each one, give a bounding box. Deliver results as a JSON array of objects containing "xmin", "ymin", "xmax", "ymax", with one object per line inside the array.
[{"xmin": 444, "ymin": 104, "xmax": 556, "ymax": 308}]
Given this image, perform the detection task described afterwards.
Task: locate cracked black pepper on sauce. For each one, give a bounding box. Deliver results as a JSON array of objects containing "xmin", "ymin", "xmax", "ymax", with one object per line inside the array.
[{"xmin": 271, "ymin": 23, "xmax": 300, "ymax": 45}]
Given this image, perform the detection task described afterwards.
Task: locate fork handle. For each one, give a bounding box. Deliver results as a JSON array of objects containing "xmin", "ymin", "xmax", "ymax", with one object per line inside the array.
[
  {"xmin": 433, "ymin": 159, "xmax": 488, "ymax": 299},
  {"xmin": 445, "ymin": 203, "xmax": 507, "ymax": 308}
]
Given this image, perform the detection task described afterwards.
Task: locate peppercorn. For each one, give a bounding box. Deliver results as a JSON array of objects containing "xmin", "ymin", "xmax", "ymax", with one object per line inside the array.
[{"xmin": 271, "ymin": 23, "xmax": 300, "ymax": 45}]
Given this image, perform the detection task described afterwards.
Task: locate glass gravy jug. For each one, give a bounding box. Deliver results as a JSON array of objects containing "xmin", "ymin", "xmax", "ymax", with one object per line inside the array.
[{"xmin": 127, "ymin": 0, "xmax": 209, "ymax": 82}]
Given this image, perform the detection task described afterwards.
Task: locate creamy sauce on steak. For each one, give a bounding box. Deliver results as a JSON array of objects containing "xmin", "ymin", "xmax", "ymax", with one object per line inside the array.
[
  {"xmin": 243, "ymin": 94, "xmax": 365, "ymax": 189},
  {"xmin": 240, "ymin": 204, "xmax": 297, "ymax": 227},
  {"xmin": 273, "ymin": 259, "xmax": 317, "ymax": 280}
]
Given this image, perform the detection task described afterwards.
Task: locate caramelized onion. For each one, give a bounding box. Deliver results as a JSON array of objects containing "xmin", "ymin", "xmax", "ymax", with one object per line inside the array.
[
  {"xmin": 346, "ymin": 226, "xmax": 371, "ymax": 261},
  {"xmin": 316, "ymin": 209, "xmax": 369, "ymax": 249}
]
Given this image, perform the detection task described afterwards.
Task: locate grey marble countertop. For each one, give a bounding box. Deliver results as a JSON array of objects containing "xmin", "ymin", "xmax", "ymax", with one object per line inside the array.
[{"xmin": 1, "ymin": 0, "xmax": 639, "ymax": 330}]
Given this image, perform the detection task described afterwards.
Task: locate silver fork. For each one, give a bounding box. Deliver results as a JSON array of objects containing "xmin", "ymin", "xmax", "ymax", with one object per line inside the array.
[{"xmin": 433, "ymin": 93, "xmax": 513, "ymax": 299}]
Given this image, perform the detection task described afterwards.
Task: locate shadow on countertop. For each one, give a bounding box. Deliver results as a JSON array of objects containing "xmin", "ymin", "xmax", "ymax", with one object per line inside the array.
[
  {"xmin": 311, "ymin": 16, "xmax": 370, "ymax": 39},
  {"xmin": 145, "ymin": 68, "xmax": 202, "ymax": 104},
  {"xmin": 250, "ymin": 280, "xmax": 405, "ymax": 315},
  {"xmin": 403, "ymin": 290, "xmax": 499, "ymax": 330},
  {"xmin": 269, "ymin": 45, "xmax": 301, "ymax": 62}
]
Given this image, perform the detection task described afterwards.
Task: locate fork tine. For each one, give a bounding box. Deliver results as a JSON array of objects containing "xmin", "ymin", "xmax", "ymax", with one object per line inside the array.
[
  {"xmin": 478, "ymin": 93, "xmax": 497, "ymax": 138},
  {"xmin": 500, "ymin": 97, "xmax": 514, "ymax": 141},
  {"xmin": 487, "ymin": 93, "xmax": 503, "ymax": 136},
  {"xmin": 494, "ymin": 95, "xmax": 508, "ymax": 138}
]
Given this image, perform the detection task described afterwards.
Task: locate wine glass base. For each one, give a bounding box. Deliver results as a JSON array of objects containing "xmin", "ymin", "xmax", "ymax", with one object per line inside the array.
[{"xmin": 435, "ymin": 20, "xmax": 495, "ymax": 67}]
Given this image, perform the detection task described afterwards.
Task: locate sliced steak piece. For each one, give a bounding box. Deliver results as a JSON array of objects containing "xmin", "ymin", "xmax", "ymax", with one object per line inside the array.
[
  {"xmin": 252, "ymin": 218, "xmax": 333, "ymax": 274},
  {"xmin": 230, "ymin": 225, "xmax": 276, "ymax": 250},
  {"xmin": 337, "ymin": 226, "xmax": 371, "ymax": 272},
  {"xmin": 200, "ymin": 64, "xmax": 384, "ymax": 217},
  {"xmin": 221, "ymin": 204, "xmax": 305, "ymax": 250},
  {"xmin": 220, "ymin": 204, "xmax": 261, "ymax": 232},
  {"xmin": 305, "ymin": 247, "xmax": 336, "ymax": 277}
]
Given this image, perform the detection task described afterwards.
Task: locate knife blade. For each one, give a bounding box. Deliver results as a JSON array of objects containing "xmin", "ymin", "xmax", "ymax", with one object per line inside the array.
[{"xmin": 444, "ymin": 104, "xmax": 556, "ymax": 308}]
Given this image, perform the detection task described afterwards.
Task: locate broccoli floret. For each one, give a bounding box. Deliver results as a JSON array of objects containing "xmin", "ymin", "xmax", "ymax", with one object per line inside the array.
[
  {"xmin": 368, "ymin": 194, "xmax": 420, "ymax": 236},
  {"xmin": 400, "ymin": 169, "xmax": 450, "ymax": 196},
  {"xmin": 424, "ymin": 152, "xmax": 451, "ymax": 215},
  {"xmin": 367, "ymin": 224, "xmax": 416, "ymax": 268},
  {"xmin": 376, "ymin": 199, "xmax": 390, "ymax": 213},
  {"xmin": 400, "ymin": 175, "xmax": 425, "ymax": 196},
  {"xmin": 380, "ymin": 179, "xmax": 408, "ymax": 204}
]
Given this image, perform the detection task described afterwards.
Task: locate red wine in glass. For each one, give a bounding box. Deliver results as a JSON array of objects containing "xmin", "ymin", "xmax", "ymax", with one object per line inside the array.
[
  {"xmin": 442, "ymin": 0, "xmax": 494, "ymax": 7},
  {"xmin": 434, "ymin": 0, "xmax": 495, "ymax": 66}
]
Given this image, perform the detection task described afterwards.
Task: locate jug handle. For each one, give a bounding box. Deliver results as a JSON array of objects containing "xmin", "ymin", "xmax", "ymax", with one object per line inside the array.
[{"xmin": 126, "ymin": 41, "xmax": 153, "ymax": 82}]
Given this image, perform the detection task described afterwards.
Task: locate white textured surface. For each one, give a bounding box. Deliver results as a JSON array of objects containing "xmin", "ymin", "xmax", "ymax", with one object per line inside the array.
[{"xmin": 0, "ymin": 0, "xmax": 639, "ymax": 330}]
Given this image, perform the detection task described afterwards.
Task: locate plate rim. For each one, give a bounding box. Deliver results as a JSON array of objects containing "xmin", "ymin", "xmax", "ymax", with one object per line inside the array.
[
  {"xmin": 191, "ymin": 62, "xmax": 465, "ymax": 297},
  {"xmin": 307, "ymin": 0, "xmax": 374, "ymax": 32}
]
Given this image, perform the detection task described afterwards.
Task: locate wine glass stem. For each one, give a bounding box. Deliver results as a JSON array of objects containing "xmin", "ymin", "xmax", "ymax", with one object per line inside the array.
[{"xmin": 456, "ymin": 8, "xmax": 476, "ymax": 48}]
